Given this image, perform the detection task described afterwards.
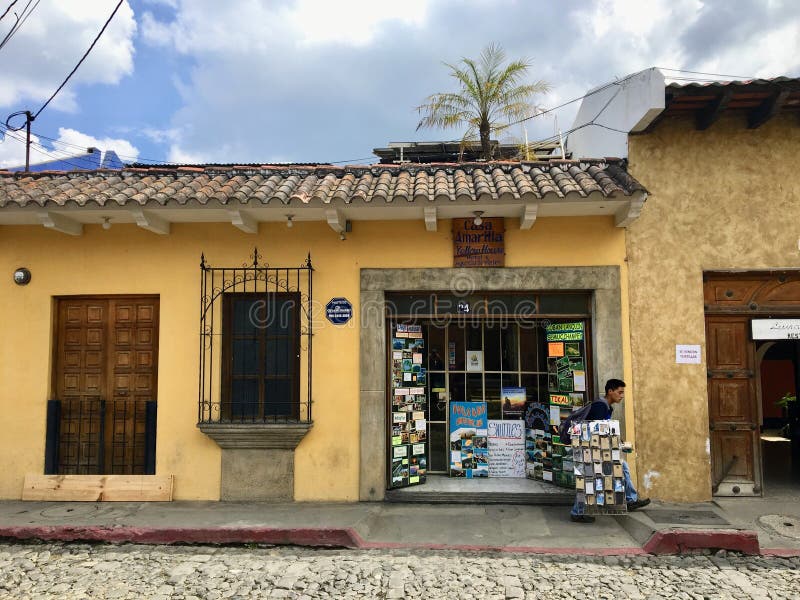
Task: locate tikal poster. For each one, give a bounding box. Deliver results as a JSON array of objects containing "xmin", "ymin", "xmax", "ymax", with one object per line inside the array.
[
  {"xmin": 488, "ymin": 420, "xmax": 526, "ymax": 477},
  {"xmin": 449, "ymin": 401, "xmax": 488, "ymax": 478},
  {"xmin": 389, "ymin": 323, "xmax": 428, "ymax": 488}
]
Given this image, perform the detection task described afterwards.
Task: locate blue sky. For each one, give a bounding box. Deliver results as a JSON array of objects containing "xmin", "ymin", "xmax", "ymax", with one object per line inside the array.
[{"xmin": 0, "ymin": 0, "xmax": 798, "ymax": 168}]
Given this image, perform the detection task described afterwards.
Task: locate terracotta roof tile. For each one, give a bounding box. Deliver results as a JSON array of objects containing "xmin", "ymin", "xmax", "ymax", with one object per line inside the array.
[{"xmin": 0, "ymin": 160, "xmax": 646, "ymax": 209}]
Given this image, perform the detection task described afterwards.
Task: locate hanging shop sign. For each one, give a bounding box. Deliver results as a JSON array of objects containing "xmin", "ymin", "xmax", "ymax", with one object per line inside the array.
[
  {"xmin": 752, "ymin": 318, "xmax": 800, "ymax": 340},
  {"xmin": 325, "ymin": 297, "xmax": 353, "ymax": 325},
  {"xmin": 452, "ymin": 217, "xmax": 505, "ymax": 267}
]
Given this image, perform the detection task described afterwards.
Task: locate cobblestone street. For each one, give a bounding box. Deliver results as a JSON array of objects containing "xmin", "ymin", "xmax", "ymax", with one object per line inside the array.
[{"xmin": 0, "ymin": 543, "xmax": 798, "ymax": 599}]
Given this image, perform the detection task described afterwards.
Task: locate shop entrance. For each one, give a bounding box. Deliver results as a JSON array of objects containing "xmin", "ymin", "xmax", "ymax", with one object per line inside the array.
[
  {"xmin": 385, "ymin": 291, "xmax": 592, "ymax": 497},
  {"xmin": 704, "ymin": 271, "xmax": 800, "ymax": 498},
  {"xmin": 756, "ymin": 340, "xmax": 800, "ymax": 494}
]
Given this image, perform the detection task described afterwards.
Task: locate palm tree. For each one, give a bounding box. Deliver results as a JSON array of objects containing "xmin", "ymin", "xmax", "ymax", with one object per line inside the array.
[{"xmin": 416, "ymin": 44, "xmax": 550, "ymax": 161}]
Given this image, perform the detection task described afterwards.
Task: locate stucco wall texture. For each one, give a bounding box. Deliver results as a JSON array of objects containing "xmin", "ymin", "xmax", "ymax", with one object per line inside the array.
[
  {"xmin": 626, "ymin": 113, "xmax": 800, "ymax": 502},
  {"xmin": 0, "ymin": 215, "xmax": 632, "ymax": 501}
]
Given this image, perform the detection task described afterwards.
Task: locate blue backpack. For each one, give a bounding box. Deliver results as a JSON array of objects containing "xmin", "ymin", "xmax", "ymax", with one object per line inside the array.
[{"xmin": 558, "ymin": 402, "xmax": 594, "ymax": 441}]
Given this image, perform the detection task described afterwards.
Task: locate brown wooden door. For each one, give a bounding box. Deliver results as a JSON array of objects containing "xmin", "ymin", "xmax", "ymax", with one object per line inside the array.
[
  {"xmin": 706, "ymin": 315, "xmax": 761, "ymax": 495},
  {"xmin": 54, "ymin": 296, "xmax": 159, "ymax": 474}
]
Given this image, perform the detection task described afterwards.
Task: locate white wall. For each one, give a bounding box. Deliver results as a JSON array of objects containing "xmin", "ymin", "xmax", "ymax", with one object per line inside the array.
[{"xmin": 566, "ymin": 68, "xmax": 665, "ymax": 159}]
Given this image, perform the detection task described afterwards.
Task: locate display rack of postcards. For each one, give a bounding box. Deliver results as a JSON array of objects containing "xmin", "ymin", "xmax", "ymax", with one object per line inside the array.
[
  {"xmin": 569, "ymin": 420, "xmax": 627, "ymax": 515},
  {"xmin": 389, "ymin": 323, "xmax": 428, "ymax": 489}
]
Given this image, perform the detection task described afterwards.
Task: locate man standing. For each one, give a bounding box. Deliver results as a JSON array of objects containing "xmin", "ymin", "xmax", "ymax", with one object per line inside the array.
[{"xmin": 570, "ymin": 378, "xmax": 650, "ymax": 523}]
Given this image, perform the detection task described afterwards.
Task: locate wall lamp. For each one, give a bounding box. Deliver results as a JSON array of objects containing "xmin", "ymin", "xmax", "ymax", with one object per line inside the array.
[
  {"xmin": 13, "ymin": 267, "xmax": 31, "ymax": 285},
  {"xmin": 473, "ymin": 211, "xmax": 484, "ymax": 226},
  {"xmin": 102, "ymin": 217, "xmax": 112, "ymax": 230},
  {"xmin": 286, "ymin": 214, "xmax": 294, "ymax": 228}
]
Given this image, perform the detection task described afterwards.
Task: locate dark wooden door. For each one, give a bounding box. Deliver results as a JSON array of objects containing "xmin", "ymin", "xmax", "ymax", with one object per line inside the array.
[
  {"xmin": 706, "ymin": 316, "xmax": 761, "ymax": 495},
  {"xmin": 54, "ymin": 296, "xmax": 159, "ymax": 474}
]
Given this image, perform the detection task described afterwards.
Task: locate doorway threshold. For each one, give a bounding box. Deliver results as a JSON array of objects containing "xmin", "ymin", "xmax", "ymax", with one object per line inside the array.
[{"xmin": 384, "ymin": 474, "xmax": 573, "ymax": 505}]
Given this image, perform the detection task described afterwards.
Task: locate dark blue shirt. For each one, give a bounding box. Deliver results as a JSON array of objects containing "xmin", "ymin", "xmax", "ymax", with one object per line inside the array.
[{"xmin": 586, "ymin": 397, "xmax": 612, "ymax": 420}]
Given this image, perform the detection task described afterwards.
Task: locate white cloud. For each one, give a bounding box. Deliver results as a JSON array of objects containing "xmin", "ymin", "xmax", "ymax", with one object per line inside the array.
[
  {"xmin": 0, "ymin": 127, "xmax": 138, "ymax": 168},
  {"xmin": 0, "ymin": 0, "xmax": 136, "ymax": 111}
]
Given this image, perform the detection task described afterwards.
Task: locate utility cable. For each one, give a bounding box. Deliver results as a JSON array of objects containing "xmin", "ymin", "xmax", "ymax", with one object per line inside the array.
[
  {"xmin": 0, "ymin": 0, "xmax": 19, "ymax": 22},
  {"xmin": 0, "ymin": 0, "xmax": 40, "ymax": 52},
  {"xmin": 32, "ymin": 0, "xmax": 124, "ymax": 120}
]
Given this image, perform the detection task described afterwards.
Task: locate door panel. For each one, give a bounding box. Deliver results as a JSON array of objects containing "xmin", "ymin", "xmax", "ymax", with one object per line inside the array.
[
  {"xmin": 53, "ymin": 296, "xmax": 158, "ymax": 475},
  {"xmin": 705, "ymin": 316, "xmax": 760, "ymax": 495}
]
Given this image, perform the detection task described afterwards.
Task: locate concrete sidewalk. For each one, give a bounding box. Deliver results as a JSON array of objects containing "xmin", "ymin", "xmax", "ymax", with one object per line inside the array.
[{"xmin": 0, "ymin": 496, "xmax": 797, "ymax": 556}]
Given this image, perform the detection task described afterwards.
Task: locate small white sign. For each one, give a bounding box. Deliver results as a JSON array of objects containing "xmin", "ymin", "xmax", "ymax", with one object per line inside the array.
[
  {"xmin": 466, "ymin": 350, "xmax": 484, "ymax": 372},
  {"xmin": 676, "ymin": 344, "xmax": 701, "ymax": 364},
  {"xmin": 752, "ymin": 319, "xmax": 800, "ymax": 340}
]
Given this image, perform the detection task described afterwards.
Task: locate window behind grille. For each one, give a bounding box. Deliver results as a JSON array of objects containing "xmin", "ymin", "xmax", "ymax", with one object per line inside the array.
[{"xmin": 221, "ymin": 292, "xmax": 300, "ymax": 421}]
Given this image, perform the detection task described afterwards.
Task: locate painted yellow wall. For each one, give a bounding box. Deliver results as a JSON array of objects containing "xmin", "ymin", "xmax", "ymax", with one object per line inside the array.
[
  {"xmin": 627, "ymin": 113, "xmax": 800, "ymax": 502},
  {"xmin": 0, "ymin": 214, "xmax": 631, "ymax": 500}
]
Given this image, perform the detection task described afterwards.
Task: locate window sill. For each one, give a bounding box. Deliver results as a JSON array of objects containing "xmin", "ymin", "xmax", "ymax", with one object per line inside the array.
[{"xmin": 198, "ymin": 422, "xmax": 313, "ymax": 449}]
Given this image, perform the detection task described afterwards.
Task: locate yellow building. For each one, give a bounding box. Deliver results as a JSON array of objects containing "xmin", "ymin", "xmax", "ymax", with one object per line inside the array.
[
  {"xmin": 570, "ymin": 71, "xmax": 800, "ymax": 502},
  {"xmin": 0, "ymin": 159, "xmax": 646, "ymax": 502}
]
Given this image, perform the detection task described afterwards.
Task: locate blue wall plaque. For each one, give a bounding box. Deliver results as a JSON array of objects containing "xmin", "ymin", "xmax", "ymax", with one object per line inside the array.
[{"xmin": 326, "ymin": 297, "xmax": 353, "ymax": 325}]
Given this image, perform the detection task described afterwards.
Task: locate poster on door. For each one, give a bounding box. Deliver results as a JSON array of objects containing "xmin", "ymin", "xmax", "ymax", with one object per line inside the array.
[
  {"xmin": 449, "ymin": 401, "xmax": 488, "ymax": 478},
  {"xmin": 488, "ymin": 420, "xmax": 526, "ymax": 477},
  {"xmin": 389, "ymin": 323, "xmax": 428, "ymax": 488}
]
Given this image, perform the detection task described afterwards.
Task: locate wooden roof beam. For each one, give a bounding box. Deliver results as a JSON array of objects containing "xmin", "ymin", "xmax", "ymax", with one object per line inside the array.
[
  {"xmin": 423, "ymin": 206, "xmax": 437, "ymax": 232},
  {"xmin": 696, "ymin": 89, "xmax": 733, "ymax": 130},
  {"xmin": 748, "ymin": 89, "xmax": 791, "ymax": 129},
  {"xmin": 227, "ymin": 209, "xmax": 258, "ymax": 234},
  {"xmin": 519, "ymin": 203, "xmax": 538, "ymax": 230},
  {"xmin": 130, "ymin": 208, "xmax": 171, "ymax": 235},
  {"xmin": 614, "ymin": 192, "xmax": 647, "ymax": 228},
  {"xmin": 36, "ymin": 211, "xmax": 83, "ymax": 236}
]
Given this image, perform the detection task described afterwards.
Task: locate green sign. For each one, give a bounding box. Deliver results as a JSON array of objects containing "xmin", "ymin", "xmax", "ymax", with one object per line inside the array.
[{"xmin": 546, "ymin": 322, "xmax": 584, "ymax": 342}]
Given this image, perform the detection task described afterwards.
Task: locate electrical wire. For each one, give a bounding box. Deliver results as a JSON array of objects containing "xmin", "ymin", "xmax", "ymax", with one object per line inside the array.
[
  {"xmin": 33, "ymin": 0, "xmax": 124, "ymax": 120},
  {"xmin": 656, "ymin": 67, "xmax": 758, "ymax": 80},
  {"xmin": 0, "ymin": 0, "xmax": 40, "ymax": 52},
  {"xmin": 0, "ymin": 0, "xmax": 19, "ymax": 23}
]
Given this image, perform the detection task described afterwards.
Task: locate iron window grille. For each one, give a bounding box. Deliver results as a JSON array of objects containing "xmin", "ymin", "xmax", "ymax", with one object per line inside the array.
[{"xmin": 198, "ymin": 249, "xmax": 313, "ymax": 424}]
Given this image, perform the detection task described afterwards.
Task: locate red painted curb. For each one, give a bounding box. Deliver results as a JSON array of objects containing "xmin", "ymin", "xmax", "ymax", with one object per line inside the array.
[
  {"xmin": 0, "ymin": 526, "xmax": 360, "ymax": 548},
  {"xmin": 643, "ymin": 529, "xmax": 760, "ymax": 555}
]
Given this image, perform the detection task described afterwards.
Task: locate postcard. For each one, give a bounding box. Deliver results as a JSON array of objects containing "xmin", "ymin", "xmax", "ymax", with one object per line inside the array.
[
  {"xmin": 543, "ymin": 471, "xmax": 553, "ymax": 482},
  {"xmin": 548, "ymin": 342, "xmax": 564, "ymax": 357},
  {"xmin": 402, "ymin": 359, "xmax": 413, "ymax": 372},
  {"xmin": 614, "ymin": 478, "xmax": 624, "ymax": 492},
  {"xmin": 409, "ymin": 476, "xmax": 419, "ymax": 484},
  {"xmin": 572, "ymin": 370, "xmax": 586, "ymax": 392},
  {"xmin": 596, "ymin": 492, "xmax": 605, "ymax": 506},
  {"xmin": 585, "ymin": 481, "xmax": 594, "ymax": 494},
  {"xmin": 392, "ymin": 351, "xmax": 402, "ymax": 360},
  {"xmin": 595, "ymin": 476, "xmax": 603, "ymax": 491},
  {"xmin": 412, "ymin": 411, "xmax": 424, "ymax": 420},
  {"xmin": 612, "ymin": 450, "xmax": 621, "ymax": 462},
  {"xmin": 392, "ymin": 412, "xmax": 407, "ymax": 423},
  {"xmin": 415, "ymin": 419, "xmax": 426, "ymax": 431},
  {"xmin": 393, "ymin": 445, "xmax": 408, "ymax": 458},
  {"xmin": 558, "ymin": 376, "xmax": 573, "ymax": 393},
  {"xmin": 609, "ymin": 420, "xmax": 621, "ymax": 435},
  {"xmin": 412, "ymin": 353, "xmax": 423, "ymax": 364},
  {"xmin": 407, "ymin": 332, "xmax": 422, "ymax": 339},
  {"xmin": 569, "ymin": 392, "xmax": 584, "ymax": 407},
  {"xmin": 392, "ymin": 338, "xmax": 405, "ymax": 350},
  {"xmin": 392, "ymin": 435, "xmax": 402, "ymax": 446},
  {"xmin": 394, "ymin": 388, "xmax": 409, "ymax": 396},
  {"xmin": 403, "ymin": 372, "xmax": 412, "ymax": 382},
  {"xmin": 396, "ymin": 324, "xmax": 408, "ymax": 333},
  {"xmin": 409, "ymin": 387, "xmax": 424, "ymax": 395}
]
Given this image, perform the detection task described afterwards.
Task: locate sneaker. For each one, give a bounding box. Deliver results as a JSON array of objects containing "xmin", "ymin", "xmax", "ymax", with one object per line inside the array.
[
  {"xmin": 627, "ymin": 498, "xmax": 651, "ymax": 511},
  {"xmin": 570, "ymin": 514, "xmax": 596, "ymax": 523}
]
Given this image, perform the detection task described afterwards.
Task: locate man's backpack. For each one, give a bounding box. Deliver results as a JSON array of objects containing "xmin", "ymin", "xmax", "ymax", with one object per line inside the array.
[{"xmin": 558, "ymin": 402, "xmax": 594, "ymax": 441}]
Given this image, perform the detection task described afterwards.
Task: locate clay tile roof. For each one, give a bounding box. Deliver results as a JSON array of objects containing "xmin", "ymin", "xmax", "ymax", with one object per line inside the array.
[{"xmin": 0, "ymin": 160, "xmax": 646, "ymax": 209}]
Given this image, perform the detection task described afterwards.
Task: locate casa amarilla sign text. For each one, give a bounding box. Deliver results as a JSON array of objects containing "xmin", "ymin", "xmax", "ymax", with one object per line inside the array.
[{"xmin": 452, "ymin": 217, "xmax": 505, "ymax": 267}]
